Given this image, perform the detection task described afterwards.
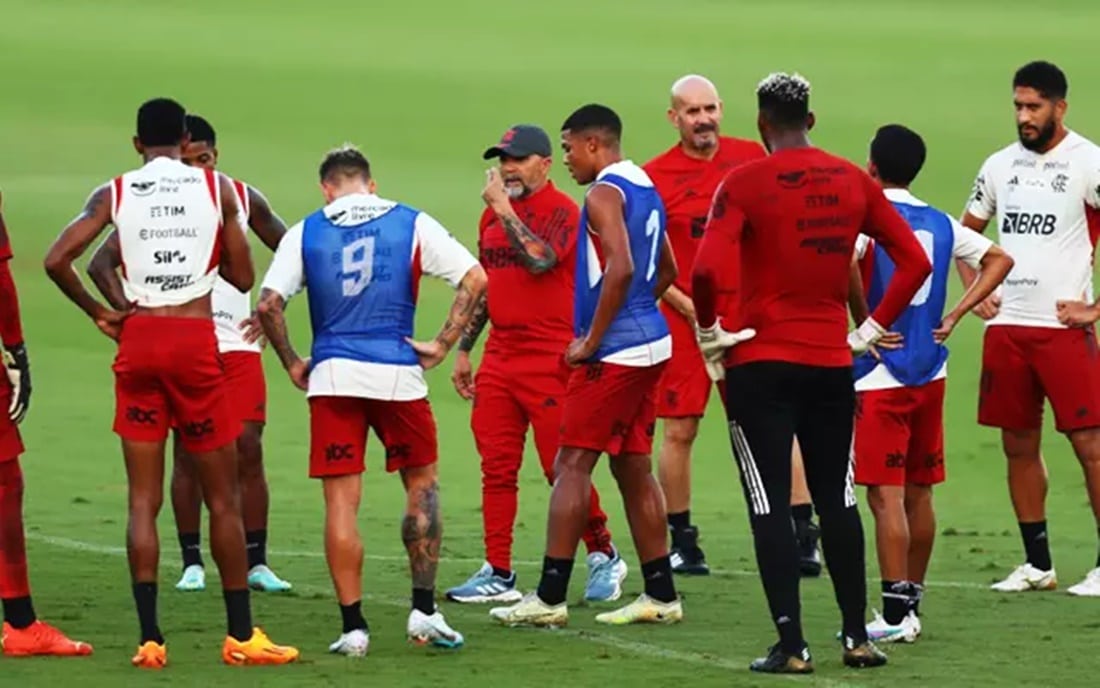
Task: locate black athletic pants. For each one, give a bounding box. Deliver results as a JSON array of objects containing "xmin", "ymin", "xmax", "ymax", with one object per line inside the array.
[{"xmin": 724, "ymin": 361, "xmax": 868, "ymax": 652}]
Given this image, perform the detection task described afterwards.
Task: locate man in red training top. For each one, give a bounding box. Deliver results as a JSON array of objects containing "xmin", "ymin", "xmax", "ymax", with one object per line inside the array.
[
  {"xmin": 445, "ymin": 125, "xmax": 625, "ymax": 604},
  {"xmin": 0, "ymin": 190, "xmax": 93, "ymax": 657},
  {"xmin": 691, "ymin": 72, "xmax": 931, "ymax": 674}
]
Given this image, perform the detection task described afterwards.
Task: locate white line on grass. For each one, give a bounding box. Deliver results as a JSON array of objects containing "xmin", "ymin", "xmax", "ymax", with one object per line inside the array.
[{"xmin": 28, "ymin": 532, "xmax": 868, "ymax": 687}]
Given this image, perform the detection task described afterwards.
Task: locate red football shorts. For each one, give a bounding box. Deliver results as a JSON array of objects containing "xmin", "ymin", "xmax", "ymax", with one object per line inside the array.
[
  {"xmin": 656, "ymin": 303, "xmax": 711, "ymax": 418},
  {"xmin": 0, "ymin": 380, "xmax": 24, "ymax": 463},
  {"xmin": 308, "ymin": 396, "xmax": 438, "ymax": 478},
  {"xmin": 854, "ymin": 379, "xmax": 946, "ymax": 487},
  {"xmin": 222, "ymin": 351, "xmax": 266, "ymax": 424},
  {"xmin": 979, "ymin": 325, "xmax": 1100, "ymax": 433},
  {"xmin": 561, "ymin": 360, "xmax": 666, "ymax": 456},
  {"xmin": 113, "ymin": 315, "xmax": 239, "ymax": 453}
]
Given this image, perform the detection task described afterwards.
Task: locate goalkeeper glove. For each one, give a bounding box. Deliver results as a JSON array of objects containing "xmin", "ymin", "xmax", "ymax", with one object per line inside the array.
[
  {"xmin": 695, "ymin": 320, "xmax": 756, "ymax": 360},
  {"xmin": 847, "ymin": 317, "xmax": 887, "ymax": 355},
  {"xmin": 3, "ymin": 343, "xmax": 29, "ymax": 424}
]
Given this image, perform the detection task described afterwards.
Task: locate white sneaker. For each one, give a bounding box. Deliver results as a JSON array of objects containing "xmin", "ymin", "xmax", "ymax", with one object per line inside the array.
[
  {"xmin": 990, "ymin": 563, "xmax": 1057, "ymax": 592},
  {"xmin": 175, "ymin": 564, "xmax": 205, "ymax": 592},
  {"xmin": 1067, "ymin": 567, "xmax": 1100, "ymax": 597},
  {"xmin": 908, "ymin": 611, "xmax": 923, "ymax": 637},
  {"xmin": 865, "ymin": 609, "xmax": 918, "ymax": 644},
  {"xmin": 489, "ymin": 592, "xmax": 569, "ymax": 628},
  {"xmin": 407, "ymin": 609, "xmax": 464, "ymax": 648},
  {"xmin": 594, "ymin": 593, "xmax": 683, "ymax": 625},
  {"xmin": 328, "ymin": 629, "xmax": 369, "ymax": 657}
]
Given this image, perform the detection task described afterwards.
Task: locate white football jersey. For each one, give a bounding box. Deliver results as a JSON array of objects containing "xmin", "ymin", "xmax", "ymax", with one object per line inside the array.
[
  {"xmin": 211, "ymin": 179, "xmax": 258, "ymax": 353},
  {"xmin": 965, "ymin": 130, "xmax": 1100, "ymax": 328},
  {"xmin": 111, "ymin": 157, "xmax": 222, "ymax": 307}
]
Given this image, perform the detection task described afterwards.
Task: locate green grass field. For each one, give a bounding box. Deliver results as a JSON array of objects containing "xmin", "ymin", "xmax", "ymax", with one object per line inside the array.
[{"xmin": 2, "ymin": 0, "xmax": 1099, "ymax": 685}]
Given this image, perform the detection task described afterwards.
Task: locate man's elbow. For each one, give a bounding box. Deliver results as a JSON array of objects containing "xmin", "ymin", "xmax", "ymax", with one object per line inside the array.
[
  {"xmin": 43, "ymin": 251, "xmax": 67, "ymax": 280},
  {"xmin": 466, "ymin": 265, "xmax": 488, "ymax": 296}
]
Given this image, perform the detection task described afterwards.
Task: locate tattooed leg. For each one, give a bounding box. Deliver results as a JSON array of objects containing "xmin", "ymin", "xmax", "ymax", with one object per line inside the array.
[{"xmin": 400, "ymin": 464, "xmax": 442, "ymax": 614}]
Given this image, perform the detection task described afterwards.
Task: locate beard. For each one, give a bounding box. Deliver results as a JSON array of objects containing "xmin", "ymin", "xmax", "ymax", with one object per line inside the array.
[
  {"xmin": 690, "ymin": 123, "xmax": 718, "ymax": 150},
  {"xmin": 1018, "ymin": 119, "xmax": 1056, "ymax": 152},
  {"xmin": 504, "ymin": 178, "xmax": 530, "ymax": 199}
]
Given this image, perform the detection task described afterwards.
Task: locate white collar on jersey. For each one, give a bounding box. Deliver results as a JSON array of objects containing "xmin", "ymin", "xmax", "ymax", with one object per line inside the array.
[
  {"xmin": 323, "ymin": 193, "xmax": 398, "ymax": 226},
  {"xmin": 883, "ymin": 187, "xmax": 927, "ymax": 207}
]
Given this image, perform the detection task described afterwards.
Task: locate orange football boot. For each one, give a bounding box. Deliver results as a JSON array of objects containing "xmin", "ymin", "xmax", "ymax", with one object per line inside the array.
[
  {"xmin": 2, "ymin": 620, "xmax": 93, "ymax": 657},
  {"xmin": 222, "ymin": 627, "xmax": 299, "ymax": 666},
  {"xmin": 131, "ymin": 640, "xmax": 167, "ymax": 669}
]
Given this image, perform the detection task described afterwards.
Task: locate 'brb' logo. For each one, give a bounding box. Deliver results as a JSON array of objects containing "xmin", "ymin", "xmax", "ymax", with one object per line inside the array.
[{"xmin": 1002, "ymin": 212, "xmax": 1056, "ymax": 235}]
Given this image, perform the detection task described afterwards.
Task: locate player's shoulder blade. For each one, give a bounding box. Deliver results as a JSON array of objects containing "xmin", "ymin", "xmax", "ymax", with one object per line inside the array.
[{"xmin": 597, "ymin": 160, "xmax": 655, "ymax": 189}]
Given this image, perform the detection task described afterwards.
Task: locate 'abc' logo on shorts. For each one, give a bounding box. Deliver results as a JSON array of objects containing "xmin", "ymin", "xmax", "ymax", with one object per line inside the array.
[
  {"xmin": 125, "ymin": 406, "xmax": 158, "ymax": 425},
  {"xmin": 325, "ymin": 443, "xmax": 353, "ymax": 462},
  {"xmin": 180, "ymin": 418, "xmax": 215, "ymax": 438}
]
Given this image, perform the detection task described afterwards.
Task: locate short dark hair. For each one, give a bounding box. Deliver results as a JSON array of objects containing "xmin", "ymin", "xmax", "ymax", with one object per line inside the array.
[
  {"xmin": 185, "ymin": 114, "xmax": 216, "ymax": 145},
  {"xmin": 1013, "ymin": 60, "xmax": 1068, "ymax": 100},
  {"xmin": 137, "ymin": 98, "xmax": 187, "ymax": 146},
  {"xmin": 870, "ymin": 124, "xmax": 927, "ymax": 186},
  {"xmin": 561, "ymin": 104, "xmax": 622, "ymax": 143},
  {"xmin": 756, "ymin": 72, "xmax": 811, "ymax": 128},
  {"xmin": 319, "ymin": 144, "xmax": 372, "ymax": 183}
]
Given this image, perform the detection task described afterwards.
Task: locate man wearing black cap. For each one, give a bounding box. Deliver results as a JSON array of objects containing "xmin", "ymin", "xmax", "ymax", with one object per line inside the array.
[{"xmin": 445, "ymin": 124, "xmax": 627, "ymax": 605}]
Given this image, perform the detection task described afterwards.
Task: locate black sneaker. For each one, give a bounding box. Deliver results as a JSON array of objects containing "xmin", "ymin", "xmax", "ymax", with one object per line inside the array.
[
  {"xmin": 841, "ymin": 635, "xmax": 888, "ymax": 669},
  {"xmin": 670, "ymin": 526, "xmax": 709, "ymax": 575},
  {"xmin": 749, "ymin": 643, "xmax": 813, "ymax": 674},
  {"xmin": 796, "ymin": 520, "xmax": 822, "ymax": 578}
]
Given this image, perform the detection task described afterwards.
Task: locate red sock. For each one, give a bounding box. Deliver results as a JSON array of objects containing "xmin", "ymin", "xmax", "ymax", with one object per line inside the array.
[
  {"xmin": 581, "ymin": 485, "xmax": 614, "ymax": 556},
  {"xmin": 0, "ymin": 458, "xmax": 30, "ymax": 600}
]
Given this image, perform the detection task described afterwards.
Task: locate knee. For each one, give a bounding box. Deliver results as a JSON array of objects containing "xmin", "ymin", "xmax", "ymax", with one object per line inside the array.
[
  {"xmin": 553, "ymin": 449, "xmax": 595, "ymax": 480},
  {"xmin": 865, "ymin": 486, "xmax": 901, "ymax": 519},
  {"xmin": 1002, "ymin": 429, "xmax": 1042, "ymax": 462},
  {"xmin": 130, "ymin": 490, "xmax": 163, "ymax": 518},
  {"xmin": 480, "ymin": 452, "xmax": 520, "ymax": 488},
  {"xmin": 1069, "ymin": 428, "xmax": 1100, "ymax": 466},
  {"xmin": 610, "ymin": 454, "xmax": 651, "ymax": 483},
  {"xmin": 0, "ymin": 459, "xmax": 24, "ymax": 495},
  {"xmin": 664, "ymin": 419, "xmax": 699, "ymax": 447},
  {"xmin": 903, "ymin": 486, "xmax": 933, "ymax": 515}
]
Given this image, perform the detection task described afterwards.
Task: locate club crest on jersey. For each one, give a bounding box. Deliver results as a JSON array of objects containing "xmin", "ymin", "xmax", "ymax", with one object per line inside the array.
[{"xmin": 1051, "ymin": 174, "xmax": 1069, "ymax": 193}]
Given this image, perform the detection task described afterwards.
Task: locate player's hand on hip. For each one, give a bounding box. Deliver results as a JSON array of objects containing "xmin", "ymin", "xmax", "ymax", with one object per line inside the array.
[
  {"xmin": 239, "ymin": 311, "xmax": 267, "ymax": 348},
  {"xmin": 1056, "ymin": 300, "xmax": 1100, "ymax": 327},
  {"xmin": 481, "ymin": 168, "xmax": 510, "ymax": 210},
  {"xmin": 452, "ymin": 351, "xmax": 475, "ymax": 400},
  {"xmin": 407, "ymin": 338, "xmax": 448, "ymax": 370},
  {"xmin": 564, "ymin": 336, "xmax": 597, "ymax": 366},
  {"xmin": 94, "ymin": 305, "xmax": 134, "ymax": 342},
  {"xmin": 847, "ymin": 317, "xmax": 887, "ymax": 354},
  {"xmin": 287, "ymin": 357, "xmax": 310, "ymax": 391},
  {"xmin": 3, "ymin": 344, "xmax": 30, "ymax": 424},
  {"xmin": 973, "ymin": 293, "xmax": 1001, "ymax": 320},
  {"xmin": 695, "ymin": 320, "xmax": 756, "ymax": 359}
]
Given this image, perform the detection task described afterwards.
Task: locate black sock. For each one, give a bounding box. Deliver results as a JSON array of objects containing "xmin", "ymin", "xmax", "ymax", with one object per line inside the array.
[
  {"xmin": 411, "ymin": 588, "xmax": 435, "ymax": 616},
  {"xmin": 131, "ymin": 583, "xmax": 163, "ymax": 644},
  {"xmin": 1019, "ymin": 521, "xmax": 1052, "ymax": 571},
  {"xmin": 223, "ymin": 588, "xmax": 253, "ymax": 642},
  {"xmin": 641, "ymin": 556, "xmax": 677, "ymax": 603},
  {"xmin": 491, "ymin": 567, "xmax": 513, "ymax": 580},
  {"xmin": 246, "ymin": 529, "xmax": 268, "ymax": 569},
  {"xmin": 667, "ymin": 510, "xmax": 691, "ymax": 532},
  {"xmin": 909, "ymin": 583, "xmax": 924, "ymax": 616},
  {"xmin": 179, "ymin": 532, "xmax": 203, "ymax": 569},
  {"xmin": 535, "ymin": 556, "xmax": 574, "ymax": 606},
  {"xmin": 1, "ymin": 596, "xmax": 36, "ymax": 629},
  {"xmin": 881, "ymin": 580, "xmax": 910, "ymax": 625},
  {"xmin": 340, "ymin": 600, "xmax": 368, "ymax": 633},
  {"xmin": 791, "ymin": 503, "xmax": 813, "ymax": 525}
]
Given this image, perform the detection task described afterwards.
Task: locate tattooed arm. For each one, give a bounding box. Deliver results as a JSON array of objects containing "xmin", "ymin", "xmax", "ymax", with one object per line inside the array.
[
  {"xmin": 482, "ymin": 168, "xmax": 557, "ymax": 274},
  {"xmin": 44, "ymin": 185, "xmax": 132, "ymax": 339},
  {"xmin": 451, "ymin": 293, "xmax": 489, "ymax": 401},
  {"xmin": 406, "ymin": 213, "xmax": 488, "ymax": 370},
  {"xmin": 255, "ymin": 223, "xmax": 308, "ymax": 389}
]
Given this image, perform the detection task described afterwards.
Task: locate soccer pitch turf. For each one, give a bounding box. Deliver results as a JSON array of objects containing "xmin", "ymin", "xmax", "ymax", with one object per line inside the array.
[{"xmin": 2, "ymin": 0, "xmax": 1099, "ymax": 684}]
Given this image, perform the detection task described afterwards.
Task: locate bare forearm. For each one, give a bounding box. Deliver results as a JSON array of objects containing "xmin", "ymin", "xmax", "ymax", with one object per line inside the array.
[
  {"xmin": 496, "ymin": 207, "xmax": 557, "ymax": 274},
  {"xmin": 457, "ymin": 295, "xmax": 490, "ymax": 353},
  {"xmin": 435, "ymin": 274, "xmax": 486, "ymax": 351},
  {"xmin": 87, "ymin": 261, "xmax": 129, "ymax": 311},
  {"xmin": 956, "ymin": 259, "xmax": 979, "ymax": 289},
  {"xmin": 848, "ymin": 261, "xmax": 869, "ymax": 323},
  {"xmin": 46, "ymin": 261, "xmax": 106, "ymax": 320},
  {"xmin": 257, "ymin": 291, "xmax": 298, "ymax": 368},
  {"xmin": 947, "ymin": 253, "xmax": 1013, "ymax": 322}
]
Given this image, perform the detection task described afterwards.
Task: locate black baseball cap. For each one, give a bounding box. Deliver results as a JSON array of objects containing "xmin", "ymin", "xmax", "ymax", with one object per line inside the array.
[{"xmin": 482, "ymin": 124, "xmax": 552, "ymax": 160}]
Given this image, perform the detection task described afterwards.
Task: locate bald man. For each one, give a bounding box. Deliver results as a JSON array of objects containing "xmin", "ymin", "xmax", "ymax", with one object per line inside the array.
[{"xmin": 644, "ymin": 76, "xmax": 826, "ymax": 576}]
